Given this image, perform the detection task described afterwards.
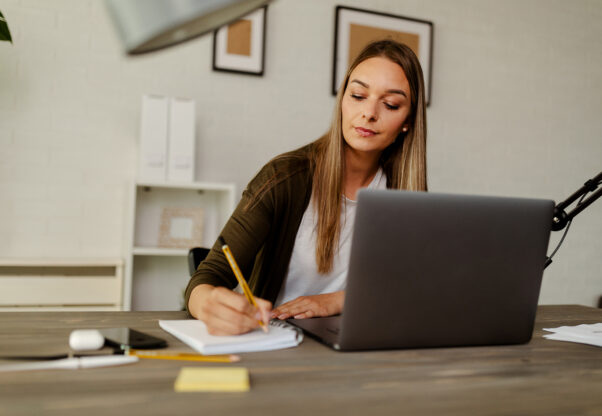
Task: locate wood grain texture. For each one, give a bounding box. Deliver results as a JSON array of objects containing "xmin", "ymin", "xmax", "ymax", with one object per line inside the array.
[{"xmin": 0, "ymin": 306, "xmax": 601, "ymax": 416}]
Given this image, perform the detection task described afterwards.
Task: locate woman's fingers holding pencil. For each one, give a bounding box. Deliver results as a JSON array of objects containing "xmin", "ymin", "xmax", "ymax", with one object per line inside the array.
[
  {"xmin": 191, "ymin": 285, "xmax": 254, "ymax": 334},
  {"xmin": 253, "ymin": 297, "xmax": 272, "ymax": 330},
  {"xmin": 204, "ymin": 295, "xmax": 258, "ymax": 335},
  {"xmin": 206, "ymin": 287, "xmax": 269, "ymax": 335},
  {"xmin": 189, "ymin": 285, "xmax": 272, "ymax": 335}
]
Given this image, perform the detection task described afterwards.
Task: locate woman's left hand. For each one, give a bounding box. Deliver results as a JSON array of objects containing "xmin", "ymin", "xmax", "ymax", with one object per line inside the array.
[{"xmin": 271, "ymin": 291, "xmax": 344, "ymax": 320}]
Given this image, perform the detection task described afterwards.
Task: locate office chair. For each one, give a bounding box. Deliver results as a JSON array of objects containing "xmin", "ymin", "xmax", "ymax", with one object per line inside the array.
[{"xmin": 187, "ymin": 247, "xmax": 210, "ymax": 276}]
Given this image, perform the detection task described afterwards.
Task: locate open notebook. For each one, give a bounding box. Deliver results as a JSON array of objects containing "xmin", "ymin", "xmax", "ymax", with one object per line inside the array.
[{"xmin": 159, "ymin": 319, "xmax": 303, "ymax": 355}]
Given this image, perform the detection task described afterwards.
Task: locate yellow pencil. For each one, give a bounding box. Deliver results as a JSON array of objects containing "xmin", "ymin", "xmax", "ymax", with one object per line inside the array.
[
  {"xmin": 218, "ymin": 236, "xmax": 268, "ymax": 333},
  {"xmin": 127, "ymin": 349, "xmax": 240, "ymax": 363}
]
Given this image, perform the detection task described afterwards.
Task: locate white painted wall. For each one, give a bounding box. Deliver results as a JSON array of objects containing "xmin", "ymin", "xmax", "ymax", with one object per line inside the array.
[{"xmin": 0, "ymin": 0, "xmax": 600, "ymax": 306}]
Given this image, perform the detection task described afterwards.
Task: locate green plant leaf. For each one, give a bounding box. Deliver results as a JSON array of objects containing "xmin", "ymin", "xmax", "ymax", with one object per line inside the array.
[{"xmin": 0, "ymin": 10, "xmax": 13, "ymax": 43}]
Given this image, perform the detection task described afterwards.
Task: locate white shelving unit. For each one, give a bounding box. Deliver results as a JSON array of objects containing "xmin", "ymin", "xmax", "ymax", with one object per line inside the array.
[
  {"xmin": 125, "ymin": 181, "xmax": 235, "ymax": 311},
  {"xmin": 0, "ymin": 258, "xmax": 124, "ymax": 311}
]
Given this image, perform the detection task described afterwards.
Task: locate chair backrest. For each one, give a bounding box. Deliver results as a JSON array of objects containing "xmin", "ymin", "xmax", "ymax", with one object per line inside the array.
[{"xmin": 187, "ymin": 247, "xmax": 210, "ymax": 276}]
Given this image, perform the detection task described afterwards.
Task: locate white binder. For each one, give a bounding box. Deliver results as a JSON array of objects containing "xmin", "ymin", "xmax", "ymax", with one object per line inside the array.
[
  {"xmin": 167, "ymin": 97, "xmax": 196, "ymax": 183},
  {"xmin": 138, "ymin": 94, "xmax": 169, "ymax": 182}
]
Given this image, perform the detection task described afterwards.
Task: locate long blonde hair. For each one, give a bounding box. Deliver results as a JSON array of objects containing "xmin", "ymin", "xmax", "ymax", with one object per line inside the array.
[{"xmin": 313, "ymin": 39, "xmax": 428, "ymax": 273}]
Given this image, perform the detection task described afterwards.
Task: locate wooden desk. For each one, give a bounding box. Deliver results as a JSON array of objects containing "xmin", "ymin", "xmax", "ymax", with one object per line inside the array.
[{"xmin": 1, "ymin": 305, "xmax": 601, "ymax": 415}]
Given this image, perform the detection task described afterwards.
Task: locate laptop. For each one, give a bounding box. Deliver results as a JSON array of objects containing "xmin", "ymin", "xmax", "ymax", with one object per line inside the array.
[{"xmin": 288, "ymin": 189, "xmax": 554, "ymax": 351}]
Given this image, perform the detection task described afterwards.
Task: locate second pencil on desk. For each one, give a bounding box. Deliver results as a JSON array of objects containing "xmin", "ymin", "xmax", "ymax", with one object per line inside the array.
[{"xmin": 128, "ymin": 349, "xmax": 239, "ymax": 363}]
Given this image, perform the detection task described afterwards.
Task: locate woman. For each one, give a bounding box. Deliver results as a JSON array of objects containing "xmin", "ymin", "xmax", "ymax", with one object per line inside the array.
[{"xmin": 186, "ymin": 39, "xmax": 427, "ymax": 335}]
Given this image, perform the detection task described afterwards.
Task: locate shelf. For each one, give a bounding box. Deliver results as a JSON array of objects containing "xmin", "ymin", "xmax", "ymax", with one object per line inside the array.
[
  {"xmin": 0, "ymin": 259, "xmax": 124, "ymax": 310},
  {"xmin": 132, "ymin": 247, "xmax": 189, "ymax": 256},
  {"xmin": 125, "ymin": 180, "xmax": 235, "ymax": 311},
  {"xmin": 136, "ymin": 181, "xmax": 235, "ymax": 192},
  {"xmin": 0, "ymin": 258, "xmax": 124, "ymax": 267}
]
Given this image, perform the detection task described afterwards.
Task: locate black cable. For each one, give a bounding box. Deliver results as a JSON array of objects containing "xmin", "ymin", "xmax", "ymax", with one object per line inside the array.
[{"xmin": 547, "ymin": 218, "xmax": 573, "ymax": 263}]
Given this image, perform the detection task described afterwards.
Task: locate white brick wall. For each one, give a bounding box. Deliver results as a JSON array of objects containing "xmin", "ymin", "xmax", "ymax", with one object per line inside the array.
[
  {"xmin": 0, "ymin": 0, "xmax": 600, "ymax": 305},
  {"xmin": 0, "ymin": 0, "xmax": 132, "ymax": 259}
]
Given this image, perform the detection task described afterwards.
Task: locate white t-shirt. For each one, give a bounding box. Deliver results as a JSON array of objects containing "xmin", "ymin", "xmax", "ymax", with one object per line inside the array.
[{"xmin": 275, "ymin": 168, "xmax": 387, "ymax": 306}]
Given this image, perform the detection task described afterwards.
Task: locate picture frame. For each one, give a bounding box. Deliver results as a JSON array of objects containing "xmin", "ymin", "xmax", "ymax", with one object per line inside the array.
[
  {"xmin": 332, "ymin": 6, "xmax": 434, "ymax": 105},
  {"xmin": 212, "ymin": 6, "xmax": 267, "ymax": 76},
  {"xmin": 158, "ymin": 207, "xmax": 204, "ymax": 249}
]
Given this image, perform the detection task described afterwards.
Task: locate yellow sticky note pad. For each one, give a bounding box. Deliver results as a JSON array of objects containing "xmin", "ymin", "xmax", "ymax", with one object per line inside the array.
[{"xmin": 174, "ymin": 367, "xmax": 250, "ymax": 392}]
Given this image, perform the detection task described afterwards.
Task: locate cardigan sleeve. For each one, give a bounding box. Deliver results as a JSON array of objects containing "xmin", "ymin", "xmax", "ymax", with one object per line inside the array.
[
  {"xmin": 183, "ymin": 161, "xmax": 279, "ymax": 311},
  {"xmin": 183, "ymin": 144, "xmax": 314, "ymax": 313}
]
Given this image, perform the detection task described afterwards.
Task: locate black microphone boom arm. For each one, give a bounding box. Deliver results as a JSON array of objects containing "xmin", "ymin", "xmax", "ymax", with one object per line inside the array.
[{"xmin": 552, "ymin": 172, "xmax": 602, "ymax": 231}]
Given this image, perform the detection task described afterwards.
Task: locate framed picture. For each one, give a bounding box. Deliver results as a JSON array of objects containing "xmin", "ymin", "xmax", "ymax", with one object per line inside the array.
[
  {"xmin": 158, "ymin": 207, "xmax": 204, "ymax": 249},
  {"xmin": 332, "ymin": 6, "xmax": 434, "ymax": 105},
  {"xmin": 212, "ymin": 6, "xmax": 267, "ymax": 76}
]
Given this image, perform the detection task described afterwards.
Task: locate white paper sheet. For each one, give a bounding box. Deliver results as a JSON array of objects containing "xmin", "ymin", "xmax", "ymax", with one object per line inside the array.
[{"xmin": 543, "ymin": 323, "xmax": 602, "ymax": 347}]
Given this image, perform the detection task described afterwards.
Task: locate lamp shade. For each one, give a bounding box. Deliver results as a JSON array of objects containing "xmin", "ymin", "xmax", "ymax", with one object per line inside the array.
[{"xmin": 105, "ymin": 0, "xmax": 271, "ymax": 55}]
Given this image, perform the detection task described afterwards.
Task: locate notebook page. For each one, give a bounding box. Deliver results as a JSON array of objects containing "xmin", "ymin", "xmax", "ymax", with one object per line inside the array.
[{"xmin": 159, "ymin": 319, "xmax": 303, "ymax": 355}]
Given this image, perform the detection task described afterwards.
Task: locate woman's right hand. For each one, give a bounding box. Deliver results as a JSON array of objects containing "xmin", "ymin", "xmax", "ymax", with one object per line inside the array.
[{"xmin": 188, "ymin": 284, "xmax": 272, "ymax": 335}]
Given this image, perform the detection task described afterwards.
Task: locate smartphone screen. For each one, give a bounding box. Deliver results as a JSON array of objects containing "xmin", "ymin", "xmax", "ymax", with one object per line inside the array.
[{"xmin": 99, "ymin": 328, "xmax": 167, "ymax": 350}]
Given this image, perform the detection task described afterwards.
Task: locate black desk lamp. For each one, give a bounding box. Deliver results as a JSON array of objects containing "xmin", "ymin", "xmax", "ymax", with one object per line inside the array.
[{"xmin": 546, "ymin": 171, "xmax": 602, "ymax": 268}]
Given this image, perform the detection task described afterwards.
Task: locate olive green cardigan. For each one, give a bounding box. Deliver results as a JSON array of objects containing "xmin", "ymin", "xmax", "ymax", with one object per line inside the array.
[{"xmin": 184, "ymin": 144, "xmax": 315, "ymax": 311}]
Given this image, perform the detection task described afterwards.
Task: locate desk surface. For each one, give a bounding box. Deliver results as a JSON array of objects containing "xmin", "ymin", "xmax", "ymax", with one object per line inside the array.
[{"xmin": 1, "ymin": 305, "xmax": 601, "ymax": 416}]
